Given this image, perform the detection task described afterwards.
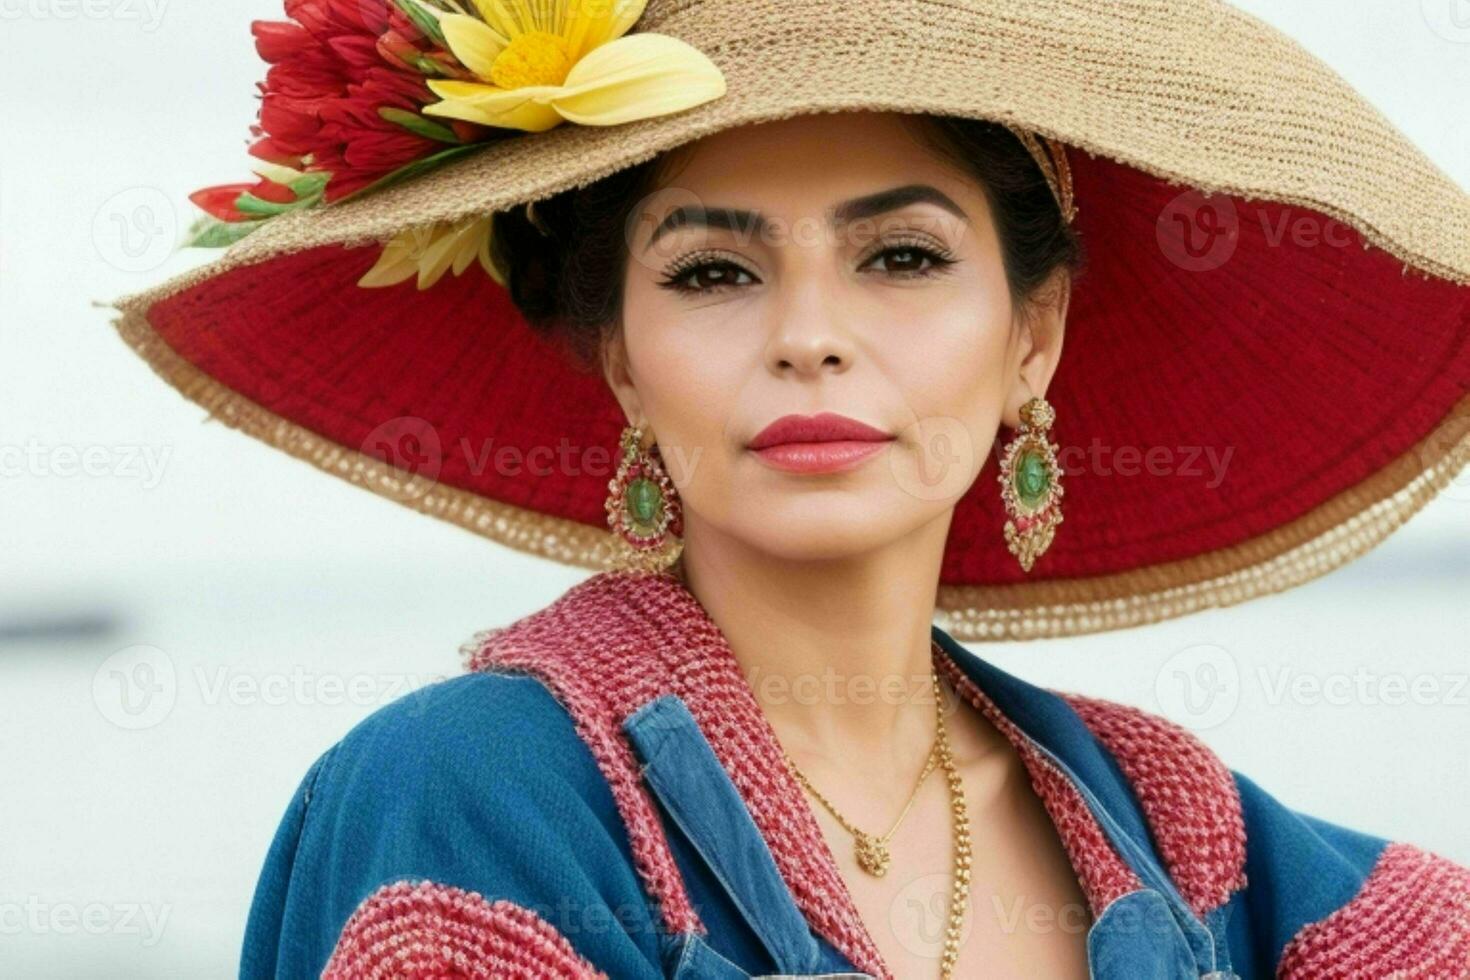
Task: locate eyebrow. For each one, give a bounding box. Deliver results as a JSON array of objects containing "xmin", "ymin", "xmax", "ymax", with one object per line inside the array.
[{"xmin": 641, "ymin": 183, "xmax": 969, "ymax": 254}]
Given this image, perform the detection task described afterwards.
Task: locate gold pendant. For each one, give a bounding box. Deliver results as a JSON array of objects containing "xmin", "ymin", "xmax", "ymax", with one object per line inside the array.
[{"xmin": 854, "ymin": 833, "xmax": 890, "ymax": 877}]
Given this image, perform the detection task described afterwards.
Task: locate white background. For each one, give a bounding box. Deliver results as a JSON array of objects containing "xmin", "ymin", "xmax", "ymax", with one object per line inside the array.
[{"xmin": 2, "ymin": 1, "xmax": 1468, "ymax": 976}]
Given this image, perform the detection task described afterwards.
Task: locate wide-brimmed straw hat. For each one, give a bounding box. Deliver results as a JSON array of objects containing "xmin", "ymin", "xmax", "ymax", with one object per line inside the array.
[{"xmin": 101, "ymin": 0, "xmax": 1470, "ymax": 641}]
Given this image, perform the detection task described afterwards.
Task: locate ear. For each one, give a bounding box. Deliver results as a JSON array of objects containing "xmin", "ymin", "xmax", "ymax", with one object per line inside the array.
[
  {"xmin": 600, "ymin": 328, "xmax": 645, "ymax": 428},
  {"xmin": 1003, "ymin": 266, "xmax": 1070, "ymax": 429}
]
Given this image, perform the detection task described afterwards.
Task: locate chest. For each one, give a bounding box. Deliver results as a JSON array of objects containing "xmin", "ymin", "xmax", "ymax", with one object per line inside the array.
[{"xmin": 807, "ymin": 754, "xmax": 1094, "ymax": 979}]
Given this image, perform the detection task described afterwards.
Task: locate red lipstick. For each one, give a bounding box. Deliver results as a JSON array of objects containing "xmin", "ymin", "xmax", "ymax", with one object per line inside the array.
[{"xmin": 747, "ymin": 412, "xmax": 895, "ymax": 474}]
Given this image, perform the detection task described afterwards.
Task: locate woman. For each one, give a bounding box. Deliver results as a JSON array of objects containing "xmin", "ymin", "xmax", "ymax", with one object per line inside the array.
[{"xmin": 103, "ymin": 0, "xmax": 1470, "ymax": 977}]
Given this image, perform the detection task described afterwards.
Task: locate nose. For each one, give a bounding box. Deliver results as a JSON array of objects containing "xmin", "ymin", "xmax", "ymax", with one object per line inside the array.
[{"xmin": 763, "ymin": 270, "xmax": 859, "ymax": 379}]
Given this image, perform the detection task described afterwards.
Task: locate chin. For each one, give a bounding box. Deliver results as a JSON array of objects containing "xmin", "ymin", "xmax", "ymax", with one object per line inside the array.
[{"xmin": 727, "ymin": 513, "xmax": 911, "ymax": 564}]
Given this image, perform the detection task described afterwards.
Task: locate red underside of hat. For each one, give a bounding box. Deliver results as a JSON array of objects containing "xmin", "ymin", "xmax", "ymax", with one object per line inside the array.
[{"xmin": 144, "ymin": 153, "xmax": 1469, "ymax": 587}]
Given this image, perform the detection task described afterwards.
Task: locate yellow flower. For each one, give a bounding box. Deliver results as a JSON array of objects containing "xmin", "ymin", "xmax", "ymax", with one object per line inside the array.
[
  {"xmin": 358, "ymin": 214, "xmax": 504, "ymax": 291},
  {"xmin": 421, "ymin": 0, "xmax": 726, "ymax": 132}
]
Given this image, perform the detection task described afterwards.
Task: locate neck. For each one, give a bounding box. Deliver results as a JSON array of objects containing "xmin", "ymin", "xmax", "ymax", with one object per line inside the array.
[{"xmin": 675, "ymin": 512, "xmax": 953, "ymax": 770}]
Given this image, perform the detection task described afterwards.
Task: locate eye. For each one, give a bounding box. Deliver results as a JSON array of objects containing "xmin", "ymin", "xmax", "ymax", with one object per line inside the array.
[
  {"xmin": 657, "ymin": 253, "xmax": 758, "ymax": 295},
  {"xmin": 860, "ymin": 240, "xmax": 958, "ymax": 279}
]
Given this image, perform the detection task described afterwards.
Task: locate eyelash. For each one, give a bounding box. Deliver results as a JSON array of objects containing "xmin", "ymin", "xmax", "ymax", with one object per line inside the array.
[{"xmin": 656, "ymin": 238, "xmax": 959, "ymax": 296}]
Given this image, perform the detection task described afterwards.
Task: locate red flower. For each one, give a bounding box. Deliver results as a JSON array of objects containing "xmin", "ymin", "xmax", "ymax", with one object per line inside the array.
[
  {"xmin": 188, "ymin": 176, "xmax": 297, "ymax": 222},
  {"xmin": 312, "ymin": 67, "xmax": 443, "ymax": 199},
  {"xmin": 284, "ymin": 0, "xmax": 387, "ymax": 36},
  {"xmin": 235, "ymin": 0, "xmax": 480, "ymax": 205}
]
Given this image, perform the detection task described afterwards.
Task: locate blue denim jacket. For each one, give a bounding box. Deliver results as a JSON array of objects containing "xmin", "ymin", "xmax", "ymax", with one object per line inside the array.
[{"xmin": 239, "ymin": 571, "xmax": 1470, "ymax": 979}]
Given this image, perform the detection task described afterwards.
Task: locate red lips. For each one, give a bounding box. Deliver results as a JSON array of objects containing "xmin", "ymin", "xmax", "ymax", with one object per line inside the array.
[{"xmin": 748, "ymin": 412, "xmax": 893, "ymax": 450}]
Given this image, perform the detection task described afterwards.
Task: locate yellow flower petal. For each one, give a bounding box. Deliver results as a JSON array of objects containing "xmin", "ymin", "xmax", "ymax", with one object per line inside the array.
[
  {"xmin": 357, "ymin": 253, "xmax": 418, "ymax": 288},
  {"xmin": 563, "ymin": 0, "xmax": 646, "ymax": 61},
  {"xmin": 603, "ymin": 0, "xmax": 649, "ymax": 44},
  {"xmin": 424, "ymin": 80, "xmax": 565, "ymax": 132},
  {"xmin": 249, "ymin": 160, "xmax": 309, "ymax": 186},
  {"xmin": 450, "ymin": 217, "xmax": 492, "ymax": 277},
  {"xmin": 358, "ymin": 220, "xmax": 497, "ymax": 291},
  {"xmin": 416, "ymin": 220, "xmax": 476, "ymax": 289},
  {"xmin": 358, "ymin": 230, "xmax": 429, "ymax": 288},
  {"xmin": 438, "ymin": 13, "xmax": 508, "ymax": 79},
  {"xmin": 559, "ymin": 0, "xmax": 602, "ymax": 62},
  {"xmin": 549, "ymin": 32, "xmax": 726, "ymax": 127},
  {"xmin": 478, "ymin": 221, "xmax": 508, "ymax": 287},
  {"xmin": 471, "ymin": 0, "xmax": 533, "ymax": 38}
]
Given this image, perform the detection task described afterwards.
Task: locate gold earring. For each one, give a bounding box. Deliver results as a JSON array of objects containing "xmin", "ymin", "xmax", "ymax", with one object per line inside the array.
[
  {"xmin": 604, "ymin": 423, "xmax": 684, "ymax": 574},
  {"xmin": 997, "ymin": 396, "xmax": 1064, "ymax": 572}
]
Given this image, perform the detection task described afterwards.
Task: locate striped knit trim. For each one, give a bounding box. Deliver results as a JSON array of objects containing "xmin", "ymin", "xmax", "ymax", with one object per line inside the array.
[
  {"xmin": 933, "ymin": 654, "xmax": 1144, "ymax": 917},
  {"xmin": 1277, "ymin": 841, "xmax": 1470, "ymax": 979},
  {"xmin": 1057, "ymin": 692, "xmax": 1249, "ymax": 918},
  {"xmin": 322, "ymin": 880, "xmax": 608, "ymax": 979}
]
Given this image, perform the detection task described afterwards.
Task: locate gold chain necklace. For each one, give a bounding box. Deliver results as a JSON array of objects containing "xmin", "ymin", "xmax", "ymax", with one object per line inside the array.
[
  {"xmin": 788, "ymin": 737, "xmax": 938, "ymax": 877},
  {"xmin": 779, "ymin": 669, "xmax": 972, "ymax": 978}
]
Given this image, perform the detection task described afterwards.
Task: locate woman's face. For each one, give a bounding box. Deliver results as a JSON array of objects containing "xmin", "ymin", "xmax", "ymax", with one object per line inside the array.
[{"xmin": 607, "ymin": 110, "xmax": 1065, "ymax": 565}]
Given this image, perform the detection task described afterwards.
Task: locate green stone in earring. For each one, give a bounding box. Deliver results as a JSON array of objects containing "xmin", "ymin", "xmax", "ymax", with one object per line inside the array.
[
  {"xmin": 625, "ymin": 477, "xmax": 663, "ymax": 530},
  {"xmin": 1015, "ymin": 449, "xmax": 1050, "ymax": 506}
]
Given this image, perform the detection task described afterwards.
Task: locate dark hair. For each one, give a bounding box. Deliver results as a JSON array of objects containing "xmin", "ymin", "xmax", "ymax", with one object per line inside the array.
[{"xmin": 491, "ymin": 113, "xmax": 1087, "ymax": 372}]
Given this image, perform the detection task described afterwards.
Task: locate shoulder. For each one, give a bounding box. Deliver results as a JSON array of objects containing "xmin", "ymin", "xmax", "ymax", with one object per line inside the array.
[
  {"xmin": 1053, "ymin": 691, "xmax": 1470, "ymax": 978},
  {"xmin": 297, "ymin": 670, "xmax": 626, "ymax": 852},
  {"xmin": 1229, "ymin": 769, "xmax": 1470, "ymax": 979},
  {"xmin": 240, "ymin": 672, "xmax": 662, "ymax": 980},
  {"xmin": 321, "ymin": 671, "xmax": 611, "ymax": 808}
]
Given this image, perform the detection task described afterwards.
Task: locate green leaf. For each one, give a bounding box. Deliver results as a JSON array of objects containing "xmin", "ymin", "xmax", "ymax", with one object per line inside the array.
[
  {"xmin": 379, "ymin": 106, "xmax": 462, "ymax": 144},
  {"xmin": 412, "ymin": 54, "xmax": 450, "ymax": 77},
  {"xmin": 333, "ymin": 142, "xmax": 485, "ymax": 205},
  {"xmin": 393, "ymin": 0, "xmax": 446, "ymax": 46},
  {"xmin": 287, "ymin": 172, "xmax": 330, "ymax": 198},
  {"xmin": 234, "ymin": 191, "xmax": 306, "ymax": 217},
  {"xmin": 181, "ymin": 213, "xmax": 269, "ymax": 249}
]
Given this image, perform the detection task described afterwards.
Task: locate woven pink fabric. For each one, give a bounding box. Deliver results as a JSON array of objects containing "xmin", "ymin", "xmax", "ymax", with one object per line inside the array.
[
  {"xmin": 1058, "ymin": 692, "xmax": 1250, "ymax": 917},
  {"xmin": 322, "ymin": 880, "xmax": 608, "ymax": 979},
  {"xmin": 1277, "ymin": 841, "xmax": 1470, "ymax": 979}
]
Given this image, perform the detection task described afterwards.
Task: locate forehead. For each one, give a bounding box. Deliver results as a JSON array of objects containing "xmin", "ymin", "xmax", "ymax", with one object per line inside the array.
[{"xmin": 648, "ymin": 111, "xmax": 985, "ymax": 216}]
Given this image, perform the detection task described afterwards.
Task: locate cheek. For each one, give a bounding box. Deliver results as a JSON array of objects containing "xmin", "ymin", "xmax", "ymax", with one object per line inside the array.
[
  {"xmin": 903, "ymin": 295, "xmax": 1012, "ymax": 426},
  {"xmin": 621, "ymin": 292, "xmax": 748, "ymax": 490},
  {"xmin": 888, "ymin": 297, "xmax": 1014, "ymax": 496}
]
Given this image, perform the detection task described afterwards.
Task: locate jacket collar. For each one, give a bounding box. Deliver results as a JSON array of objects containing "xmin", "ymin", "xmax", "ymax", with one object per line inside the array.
[{"xmin": 463, "ymin": 569, "xmax": 1246, "ymax": 977}]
